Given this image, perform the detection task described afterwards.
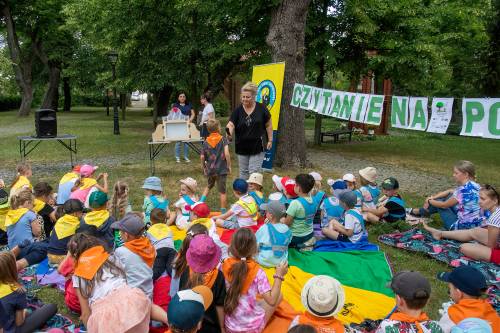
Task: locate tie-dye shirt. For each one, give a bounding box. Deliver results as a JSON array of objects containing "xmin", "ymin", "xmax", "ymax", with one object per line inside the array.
[
  {"xmin": 224, "ymin": 268, "xmax": 271, "ymax": 333},
  {"xmin": 452, "ymin": 181, "xmax": 482, "ymax": 229}
]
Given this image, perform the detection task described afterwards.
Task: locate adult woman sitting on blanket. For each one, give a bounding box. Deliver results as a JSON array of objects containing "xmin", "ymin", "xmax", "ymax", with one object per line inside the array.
[
  {"xmin": 408, "ymin": 160, "xmax": 483, "ymax": 230},
  {"xmin": 423, "ymin": 184, "xmax": 499, "ymax": 264}
]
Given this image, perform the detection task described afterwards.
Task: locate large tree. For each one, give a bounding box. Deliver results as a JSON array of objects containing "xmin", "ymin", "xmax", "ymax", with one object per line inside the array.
[{"xmin": 267, "ymin": 0, "xmax": 311, "ymax": 168}]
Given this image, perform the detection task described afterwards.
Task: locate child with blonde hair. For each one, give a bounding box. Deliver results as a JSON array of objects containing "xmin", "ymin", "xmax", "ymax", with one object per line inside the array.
[
  {"xmin": 57, "ymin": 165, "xmax": 81, "ymax": 205},
  {"xmin": 248, "ymin": 173, "xmax": 266, "ymax": 213},
  {"xmin": 109, "ymin": 180, "xmax": 132, "ymax": 220},
  {"xmin": 9, "ymin": 163, "xmax": 32, "ymax": 202},
  {"xmin": 170, "ymin": 177, "xmax": 200, "ymax": 230},
  {"xmin": 222, "ymin": 228, "xmax": 287, "ymax": 333},
  {"xmin": 6, "ymin": 190, "xmax": 47, "ymax": 271}
]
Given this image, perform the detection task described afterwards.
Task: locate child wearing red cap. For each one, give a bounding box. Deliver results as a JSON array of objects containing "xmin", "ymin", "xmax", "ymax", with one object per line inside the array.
[{"xmin": 188, "ymin": 202, "xmax": 228, "ymax": 259}]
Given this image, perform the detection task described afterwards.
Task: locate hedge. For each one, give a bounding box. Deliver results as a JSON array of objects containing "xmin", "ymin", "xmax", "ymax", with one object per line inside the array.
[{"xmin": 0, "ymin": 95, "xmax": 22, "ymax": 112}]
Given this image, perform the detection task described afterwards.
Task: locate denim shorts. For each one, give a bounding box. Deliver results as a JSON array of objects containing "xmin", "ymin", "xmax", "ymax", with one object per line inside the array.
[{"xmin": 20, "ymin": 241, "xmax": 48, "ymax": 265}]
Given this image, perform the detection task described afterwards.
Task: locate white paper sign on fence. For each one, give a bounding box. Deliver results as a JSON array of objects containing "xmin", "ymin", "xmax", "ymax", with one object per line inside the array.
[
  {"xmin": 391, "ymin": 96, "xmax": 409, "ymax": 129},
  {"xmin": 328, "ymin": 91, "xmax": 344, "ymax": 118},
  {"xmin": 338, "ymin": 93, "xmax": 357, "ymax": 120},
  {"xmin": 483, "ymin": 99, "xmax": 500, "ymax": 139},
  {"xmin": 460, "ymin": 98, "xmax": 500, "ymax": 139},
  {"xmin": 365, "ymin": 95, "xmax": 385, "ymax": 125},
  {"xmin": 408, "ymin": 97, "xmax": 429, "ymax": 131},
  {"xmin": 290, "ymin": 83, "xmax": 303, "ymax": 107},
  {"xmin": 308, "ymin": 87, "xmax": 323, "ymax": 111},
  {"xmin": 350, "ymin": 93, "xmax": 370, "ymax": 123},
  {"xmin": 427, "ymin": 98, "xmax": 454, "ymax": 134}
]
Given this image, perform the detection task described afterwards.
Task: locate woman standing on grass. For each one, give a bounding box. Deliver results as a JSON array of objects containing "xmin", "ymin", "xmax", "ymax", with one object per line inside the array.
[
  {"xmin": 199, "ymin": 92, "xmax": 215, "ymax": 140},
  {"xmin": 226, "ymin": 82, "xmax": 273, "ymax": 180},
  {"xmin": 407, "ymin": 160, "xmax": 483, "ymax": 230},
  {"xmin": 169, "ymin": 92, "xmax": 195, "ymax": 163},
  {"xmin": 424, "ymin": 184, "xmax": 499, "ymax": 264}
]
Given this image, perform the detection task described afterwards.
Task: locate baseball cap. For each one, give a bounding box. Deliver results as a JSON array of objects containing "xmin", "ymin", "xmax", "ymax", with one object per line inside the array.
[
  {"xmin": 142, "ymin": 176, "xmax": 163, "ymax": 192},
  {"xmin": 168, "ymin": 286, "xmax": 213, "ymax": 330},
  {"xmin": 359, "ymin": 167, "xmax": 377, "ymax": 183},
  {"xmin": 0, "ymin": 189, "xmax": 8, "ymax": 209},
  {"xmin": 301, "ymin": 275, "xmax": 345, "ymax": 317},
  {"xmin": 186, "ymin": 202, "xmax": 210, "ymax": 218},
  {"xmin": 342, "ymin": 173, "xmax": 356, "ymax": 183},
  {"xmin": 437, "ymin": 266, "xmax": 487, "ymax": 297},
  {"xmin": 272, "ymin": 175, "xmax": 284, "ymax": 191},
  {"xmin": 180, "ymin": 177, "xmax": 197, "ymax": 193},
  {"xmin": 80, "ymin": 164, "xmax": 98, "ymax": 177},
  {"xmin": 338, "ymin": 190, "xmax": 357, "ymax": 208},
  {"xmin": 382, "ymin": 177, "xmax": 399, "ymax": 190},
  {"xmin": 261, "ymin": 200, "xmax": 286, "ymax": 218},
  {"xmin": 233, "ymin": 178, "xmax": 248, "ymax": 193},
  {"xmin": 451, "ymin": 318, "xmax": 492, "ymax": 333},
  {"xmin": 186, "ymin": 234, "xmax": 221, "ymax": 273},
  {"xmin": 281, "ymin": 177, "xmax": 297, "ymax": 197},
  {"xmin": 309, "ymin": 172, "xmax": 322, "ymax": 182},
  {"xmin": 88, "ymin": 191, "xmax": 108, "ymax": 208},
  {"xmin": 111, "ymin": 213, "xmax": 145, "ymax": 236},
  {"xmin": 390, "ymin": 271, "xmax": 431, "ymax": 300},
  {"xmin": 248, "ymin": 173, "xmax": 263, "ymax": 186}
]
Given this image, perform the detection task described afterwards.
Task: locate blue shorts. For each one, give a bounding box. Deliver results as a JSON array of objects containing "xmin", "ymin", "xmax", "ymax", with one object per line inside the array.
[
  {"xmin": 222, "ymin": 217, "xmax": 240, "ymax": 229},
  {"xmin": 19, "ymin": 241, "xmax": 48, "ymax": 265}
]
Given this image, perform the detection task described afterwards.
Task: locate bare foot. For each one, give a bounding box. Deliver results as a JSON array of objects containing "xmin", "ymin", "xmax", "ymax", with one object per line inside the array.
[
  {"xmin": 422, "ymin": 222, "xmax": 442, "ymax": 240},
  {"xmin": 10, "ymin": 245, "xmax": 21, "ymax": 257},
  {"xmin": 16, "ymin": 259, "xmax": 28, "ymax": 272}
]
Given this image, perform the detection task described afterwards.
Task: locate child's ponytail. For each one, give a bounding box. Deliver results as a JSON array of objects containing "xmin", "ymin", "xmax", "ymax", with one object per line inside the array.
[
  {"xmin": 224, "ymin": 228, "xmax": 258, "ymax": 315},
  {"xmin": 10, "ymin": 163, "xmax": 31, "ymax": 188},
  {"xmin": 110, "ymin": 181, "xmax": 129, "ymax": 219}
]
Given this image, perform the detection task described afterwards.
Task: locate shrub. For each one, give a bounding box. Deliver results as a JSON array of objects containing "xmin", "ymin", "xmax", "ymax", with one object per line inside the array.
[
  {"xmin": 0, "ymin": 95, "xmax": 22, "ymax": 112},
  {"xmin": 71, "ymin": 93, "xmax": 105, "ymax": 107},
  {"xmin": 213, "ymin": 94, "xmax": 230, "ymax": 117}
]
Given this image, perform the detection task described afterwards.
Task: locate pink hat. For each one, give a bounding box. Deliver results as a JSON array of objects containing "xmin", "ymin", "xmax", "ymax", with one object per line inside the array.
[
  {"xmin": 186, "ymin": 234, "xmax": 221, "ymax": 273},
  {"xmin": 281, "ymin": 177, "xmax": 297, "ymax": 197},
  {"xmin": 80, "ymin": 164, "xmax": 98, "ymax": 177}
]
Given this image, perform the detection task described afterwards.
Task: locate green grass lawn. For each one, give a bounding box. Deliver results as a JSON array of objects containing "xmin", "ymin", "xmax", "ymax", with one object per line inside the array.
[{"xmin": 1, "ymin": 107, "xmax": 496, "ymax": 320}]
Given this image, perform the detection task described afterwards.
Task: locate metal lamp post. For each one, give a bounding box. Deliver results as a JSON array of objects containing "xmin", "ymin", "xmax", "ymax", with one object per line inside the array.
[{"xmin": 107, "ymin": 51, "xmax": 119, "ymax": 135}]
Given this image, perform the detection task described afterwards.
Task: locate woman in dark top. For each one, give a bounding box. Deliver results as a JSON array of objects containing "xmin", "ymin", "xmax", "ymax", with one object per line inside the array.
[
  {"xmin": 170, "ymin": 92, "xmax": 195, "ymax": 163},
  {"xmin": 226, "ymin": 82, "xmax": 273, "ymax": 179}
]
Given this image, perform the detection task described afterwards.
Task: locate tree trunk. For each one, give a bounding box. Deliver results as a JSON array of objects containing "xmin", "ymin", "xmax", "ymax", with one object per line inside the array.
[
  {"xmin": 266, "ymin": 0, "xmax": 311, "ymax": 168},
  {"xmin": 484, "ymin": 0, "xmax": 500, "ymax": 96},
  {"xmin": 313, "ymin": 55, "xmax": 325, "ymax": 146},
  {"xmin": 2, "ymin": 2, "xmax": 34, "ymax": 116},
  {"xmin": 40, "ymin": 62, "xmax": 61, "ymax": 111},
  {"xmin": 63, "ymin": 77, "xmax": 71, "ymax": 111},
  {"xmin": 152, "ymin": 85, "xmax": 173, "ymax": 126}
]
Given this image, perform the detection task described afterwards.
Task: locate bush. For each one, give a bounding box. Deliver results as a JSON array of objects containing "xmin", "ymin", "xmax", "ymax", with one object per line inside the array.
[
  {"xmin": 0, "ymin": 95, "xmax": 22, "ymax": 112},
  {"xmin": 213, "ymin": 94, "xmax": 230, "ymax": 117},
  {"xmin": 71, "ymin": 93, "xmax": 105, "ymax": 107}
]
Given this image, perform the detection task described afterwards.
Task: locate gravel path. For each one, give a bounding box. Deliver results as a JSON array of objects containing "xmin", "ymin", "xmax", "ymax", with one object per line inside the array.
[{"xmin": 307, "ymin": 149, "xmax": 455, "ymax": 195}]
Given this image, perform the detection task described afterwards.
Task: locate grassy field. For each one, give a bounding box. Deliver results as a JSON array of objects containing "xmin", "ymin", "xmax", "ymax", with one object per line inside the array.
[{"xmin": 1, "ymin": 107, "xmax": 497, "ymax": 321}]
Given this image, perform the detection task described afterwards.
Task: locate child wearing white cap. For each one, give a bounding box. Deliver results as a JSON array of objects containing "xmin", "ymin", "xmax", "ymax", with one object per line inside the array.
[
  {"xmin": 170, "ymin": 177, "xmax": 200, "ymax": 230},
  {"xmin": 289, "ymin": 275, "xmax": 346, "ymax": 333},
  {"xmin": 248, "ymin": 173, "xmax": 266, "ymax": 214}
]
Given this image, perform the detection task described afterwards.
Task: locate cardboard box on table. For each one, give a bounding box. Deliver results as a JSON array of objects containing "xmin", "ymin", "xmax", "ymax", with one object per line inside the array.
[{"xmin": 152, "ymin": 120, "xmax": 201, "ymax": 142}]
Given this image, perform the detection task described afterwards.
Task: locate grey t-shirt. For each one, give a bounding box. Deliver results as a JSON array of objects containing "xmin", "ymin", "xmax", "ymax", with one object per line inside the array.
[{"xmin": 114, "ymin": 246, "xmax": 153, "ymax": 299}]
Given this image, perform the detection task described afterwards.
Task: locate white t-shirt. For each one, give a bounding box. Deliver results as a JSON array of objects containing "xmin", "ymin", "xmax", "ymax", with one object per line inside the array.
[
  {"xmin": 344, "ymin": 210, "xmax": 363, "ymax": 243},
  {"xmin": 486, "ymin": 206, "xmax": 500, "ymax": 247},
  {"xmin": 200, "ymin": 103, "xmax": 214, "ymax": 124},
  {"xmin": 72, "ymin": 256, "xmax": 127, "ymax": 305},
  {"xmin": 174, "ymin": 195, "xmax": 197, "ymax": 230}
]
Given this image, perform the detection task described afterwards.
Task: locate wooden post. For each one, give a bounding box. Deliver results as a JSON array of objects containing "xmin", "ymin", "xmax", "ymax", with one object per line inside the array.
[{"xmin": 379, "ymin": 78, "xmax": 392, "ymax": 135}]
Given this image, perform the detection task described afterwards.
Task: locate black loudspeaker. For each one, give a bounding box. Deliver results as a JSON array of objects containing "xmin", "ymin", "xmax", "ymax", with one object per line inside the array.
[{"xmin": 35, "ymin": 109, "xmax": 57, "ymax": 138}]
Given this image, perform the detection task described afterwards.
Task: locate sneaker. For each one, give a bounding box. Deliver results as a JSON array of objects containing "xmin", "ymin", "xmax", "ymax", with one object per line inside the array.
[
  {"xmin": 176, "ymin": 158, "xmax": 181, "ymax": 163},
  {"xmin": 184, "ymin": 158, "xmax": 191, "ymax": 163}
]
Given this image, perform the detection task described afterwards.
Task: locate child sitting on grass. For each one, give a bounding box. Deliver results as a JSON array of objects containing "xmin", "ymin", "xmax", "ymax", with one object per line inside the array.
[
  {"xmin": 171, "ymin": 177, "xmax": 200, "ymax": 230},
  {"xmin": 167, "ymin": 286, "xmax": 214, "ymax": 333},
  {"xmin": 364, "ymin": 177, "xmax": 406, "ymax": 223},
  {"xmin": 376, "ymin": 271, "xmax": 443, "ymax": 333},
  {"xmin": 269, "ymin": 175, "xmax": 291, "ymax": 207},
  {"xmin": 320, "ymin": 179, "xmax": 347, "ymax": 238},
  {"xmin": 47, "ymin": 199, "xmax": 84, "ymax": 265},
  {"xmin": 222, "ymin": 228, "xmax": 288, "ymax": 333},
  {"xmin": 309, "ymin": 172, "xmax": 326, "ymax": 233},
  {"xmin": 32, "ymin": 182, "xmax": 56, "ymax": 238},
  {"xmin": 437, "ymin": 266, "xmax": 499, "ymax": 333},
  {"xmin": 289, "ymin": 275, "xmax": 346, "ymax": 332},
  {"xmin": 57, "ymin": 165, "xmax": 81, "ymax": 205},
  {"xmin": 7, "ymin": 190, "xmax": 47, "ymax": 271},
  {"xmin": 142, "ymin": 176, "xmax": 170, "ymax": 226},
  {"xmin": 69, "ymin": 233, "xmax": 167, "ymax": 332},
  {"xmin": 248, "ymin": 173, "xmax": 266, "ymax": 213},
  {"xmin": 0, "ymin": 187, "xmax": 8, "ymax": 245},
  {"xmin": 81, "ymin": 191, "xmax": 115, "ymax": 248},
  {"xmin": 147, "ymin": 208, "xmax": 175, "ymax": 251},
  {"xmin": 0, "ymin": 252, "xmax": 57, "ymax": 333},
  {"xmin": 256, "ymin": 200, "xmax": 292, "ymax": 267},
  {"xmin": 9, "ymin": 163, "xmax": 32, "ymax": 202},
  {"xmin": 201, "ymin": 119, "xmax": 231, "ymax": 212},
  {"xmin": 357, "ymin": 167, "xmax": 380, "ymax": 207},
  {"xmin": 323, "ymin": 191, "xmax": 366, "ymax": 243},
  {"xmin": 285, "ymin": 174, "xmax": 317, "ymax": 250},
  {"xmin": 112, "ymin": 212, "xmax": 156, "ymax": 299},
  {"xmin": 214, "ymin": 179, "xmax": 259, "ymax": 229},
  {"xmin": 70, "ymin": 165, "xmax": 108, "ymax": 206}
]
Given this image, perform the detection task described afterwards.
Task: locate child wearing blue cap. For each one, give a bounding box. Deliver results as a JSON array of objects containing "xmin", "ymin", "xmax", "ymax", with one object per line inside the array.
[
  {"xmin": 319, "ymin": 179, "xmax": 347, "ymax": 238},
  {"xmin": 142, "ymin": 176, "xmax": 170, "ymax": 226},
  {"xmin": 437, "ymin": 266, "xmax": 499, "ymax": 333},
  {"xmin": 167, "ymin": 286, "xmax": 213, "ymax": 333},
  {"xmin": 214, "ymin": 179, "xmax": 259, "ymax": 229}
]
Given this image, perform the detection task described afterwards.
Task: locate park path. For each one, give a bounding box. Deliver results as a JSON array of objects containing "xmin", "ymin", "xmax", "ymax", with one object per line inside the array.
[
  {"xmin": 307, "ymin": 149, "xmax": 455, "ymax": 196},
  {"xmin": 1, "ymin": 147, "xmax": 454, "ymax": 198}
]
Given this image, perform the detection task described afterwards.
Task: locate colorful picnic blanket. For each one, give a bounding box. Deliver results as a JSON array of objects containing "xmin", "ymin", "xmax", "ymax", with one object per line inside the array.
[
  {"xmin": 170, "ymin": 224, "xmax": 396, "ymax": 330},
  {"xmin": 378, "ymin": 228, "xmax": 500, "ymax": 313}
]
